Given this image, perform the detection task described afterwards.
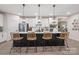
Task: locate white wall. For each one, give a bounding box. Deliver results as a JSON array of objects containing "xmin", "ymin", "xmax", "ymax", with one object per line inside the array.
[
  {"xmin": 0, "ymin": 13, "xmax": 20, "ymax": 42},
  {"xmin": 4, "ymin": 14, "xmax": 20, "ymax": 41},
  {"xmin": 67, "ymin": 14, "xmax": 79, "ymax": 41}
]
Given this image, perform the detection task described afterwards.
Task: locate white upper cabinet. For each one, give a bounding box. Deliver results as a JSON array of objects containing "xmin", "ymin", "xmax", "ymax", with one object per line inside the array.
[{"xmin": 0, "ymin": 14, "xmax": 3, "ymax": 26}]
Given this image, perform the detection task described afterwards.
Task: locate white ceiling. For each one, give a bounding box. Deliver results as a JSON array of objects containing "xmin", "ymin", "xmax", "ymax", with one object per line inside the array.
[{"xmin": 0, "ymin": 4, "xmax": 79, "ymax": 16}]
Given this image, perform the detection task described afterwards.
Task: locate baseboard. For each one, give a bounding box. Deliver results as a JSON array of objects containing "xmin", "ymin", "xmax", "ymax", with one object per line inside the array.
[
  {"xmin": 0, "ymin": 40, "xmax": 7, "ymax": 44},
  {"xmin": 0, "ymin": 39, "xmax": 12, "ymax": 44},
  {"xmin": 69, "ymin": 38, "xmax": 79, "ymax": 42}
]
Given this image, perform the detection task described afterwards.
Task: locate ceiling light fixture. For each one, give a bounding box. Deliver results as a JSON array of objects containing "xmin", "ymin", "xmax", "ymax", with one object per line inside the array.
[
  {"xmin": 36, "ymin": 4, "xmax": 42, "ymax": 27},
  {"xmin": 34, "ymin": 13, "xmax": 38, "ymax": 16},
  {"xmin": 67, "ymin": 12, "xmax": 71, "ymax": 15},
  {"xmin": 53, "ymin": 4, "xmax": 56, "ymax": 20},
  {"xmin": 19, "ymin": 4, "xmax": 26, "ymax": 20},
  {"xmin": 38, "ymin": 4, "xmax": 40, "ymax": 20},
  {"xmin": 37, "ymin": 4, "xmax": 41, "ymax": 22}
]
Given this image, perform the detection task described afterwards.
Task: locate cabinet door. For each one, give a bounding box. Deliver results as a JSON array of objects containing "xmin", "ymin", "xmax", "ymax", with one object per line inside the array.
[
  {"xmin": 0, "ymin": 14, "xmax": 3, "ymax": 32},
  {"xmin": 0, "ymin": 32, "xmax": 3, "ymax": 42},
  {"xmin": 0, "ymin": 14, "xmax": 3, "ymax": 26},
  {"xmin": 0, "ymin": 14, "xmax": 3, "ymax": 42}
]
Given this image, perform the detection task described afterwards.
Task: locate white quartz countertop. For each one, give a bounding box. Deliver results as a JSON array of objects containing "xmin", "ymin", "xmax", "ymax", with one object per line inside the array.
[{"xmin": 19, "ymin": 32, "xmax": 61, "ymax": 34}]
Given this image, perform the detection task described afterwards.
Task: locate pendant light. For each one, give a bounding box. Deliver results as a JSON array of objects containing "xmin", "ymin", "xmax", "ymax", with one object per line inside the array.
[
  {"xmin": 51, "ymin": 4, "xmax": 57, "ymax": 29},
  {"xmin": 53, "ymin": 4, "xmax": 56, "ymax": 20},
  {"xmin": 38, "ymin": 4, "xmax": 40, "ymax": 20},
  {"xmin": 36, "ymin": 4, "xmax": 42, "ymax": 28},
  {"xmin": 19, "ymin": 4, "xmax": 26, "ymax": 20},
  {"xmin": 37, "ymin": 4, "xmax": 41, "ymax": 23}
]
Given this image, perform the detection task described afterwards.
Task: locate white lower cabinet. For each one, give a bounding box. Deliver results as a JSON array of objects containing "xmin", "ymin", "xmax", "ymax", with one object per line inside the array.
[{"xmin": 0, "ymin": 32, "xmax": 3, "ymax": 42}]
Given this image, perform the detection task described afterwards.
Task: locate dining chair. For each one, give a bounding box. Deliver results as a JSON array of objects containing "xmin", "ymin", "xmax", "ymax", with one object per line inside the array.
[
  {"xmin": 26, "ymin": 31, "xmax": 37, "ymax": 53},
  {"xmin": 10, "ymin": 32, "xmax": 23, "ymax": 54},
  {"xmin": 42, "ymin": 31, "xmax": 52, "ymax": 52}
]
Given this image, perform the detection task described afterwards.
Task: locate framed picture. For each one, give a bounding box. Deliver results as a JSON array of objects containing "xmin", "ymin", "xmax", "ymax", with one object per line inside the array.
[
  {"xmin": 74, "ymin": 19, "xmax": 76, "ymax": 22},
  {"xmin": 72, "ymin": 28, "xmax": 74, "ymax": 30},
  {"xmin": 72, "ymin": 23, "xmax": 74, "ymax": 25},
  {"xmin": 75, "ymin": 28, "xmax": 77, "ymax": 30}
]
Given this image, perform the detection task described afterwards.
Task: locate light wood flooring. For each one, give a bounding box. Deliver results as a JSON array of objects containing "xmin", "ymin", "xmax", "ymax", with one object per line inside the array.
[{"xmin": 0, "ymin": 39, "xmax": 79, "ymax": 55}]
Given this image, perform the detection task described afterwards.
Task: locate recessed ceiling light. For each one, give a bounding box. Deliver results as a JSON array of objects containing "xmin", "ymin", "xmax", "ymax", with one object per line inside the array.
[
  {"xmin": 49, "ymin": 14, "xmax": 53, "ymax": 16},
  {"xmin": 18, "ymin": 13, "xmax": 22, "ymax": 15},
  {"xmin": 34, "ymin": 13, "xmax": 38, "ymax": 16},
  {"xmin": 67, "ymin": 12, "xmax": 71, "ymax": 15}
]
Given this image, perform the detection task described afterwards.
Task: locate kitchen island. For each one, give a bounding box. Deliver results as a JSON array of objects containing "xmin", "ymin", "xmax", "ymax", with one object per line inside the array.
[{"xmin": 13, "ymin": 32, "xmax": 65, "ymax": 47}]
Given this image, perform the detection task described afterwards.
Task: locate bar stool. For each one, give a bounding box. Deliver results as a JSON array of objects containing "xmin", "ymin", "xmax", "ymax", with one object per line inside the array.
[
  {"xmin": 57, "ymin": 32, "xmax": 69, "ymax": 48},
  {"xmin": 26, "ymin": 31, "xmax": 37, "ymax": 53},
  {"xmin": 10, "ymin": 32, "xmax": 23, "ymax": 54},
  {"xmin": 42, "ymin": 31, "xmax": 52, "ymax": 52}
]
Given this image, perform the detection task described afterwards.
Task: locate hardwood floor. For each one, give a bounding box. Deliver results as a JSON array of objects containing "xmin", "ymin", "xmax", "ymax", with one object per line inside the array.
[{"xmin": 0, "ymin": 39, "xmax": 79, "ymax": 55}]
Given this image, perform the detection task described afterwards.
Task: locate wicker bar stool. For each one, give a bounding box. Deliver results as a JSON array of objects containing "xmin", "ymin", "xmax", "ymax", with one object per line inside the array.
[
  {"xmin": 42, "ymin": 31, "xmax": 52, "ymax": 52},
  {"xmin": 57, "ymin": 32, "xmax": 69, "ymax": 48},
  {"xmin": 26, "ymin": 31, "xmax": 37, "ymax": 53},
  {"xmin": 10, "ymin": 32, "xmax": 23, "ymax": 54}
]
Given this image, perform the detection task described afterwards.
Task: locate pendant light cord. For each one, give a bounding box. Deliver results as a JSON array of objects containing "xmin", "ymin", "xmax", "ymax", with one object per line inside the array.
[
  {"xmin": 53, "ymin": 4, "xmax": 56, "ymax": 20},
  {"xmin": 22, "ymin": 4, "xmax": 25, "ymax": 16},
  {"xmin": 38, "ymin": 4, "xmax": 40, "ymax": 19}
]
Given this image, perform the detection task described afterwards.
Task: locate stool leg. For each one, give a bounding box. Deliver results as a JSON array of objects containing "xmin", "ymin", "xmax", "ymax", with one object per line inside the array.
[
  {"xmin": 20, "ymin": 41, "xmax": 21, "ymax": 54},
  {"xmin": 34, "ymin": 41, "xmax": 37, "ymax": 52},
  {"xmin": 48, "ymin": 40, "xmax": 51, "ymax": 51},
  {"xmin": 66, "ymin": 41, "xmax": 69, "ymax": 48},
  {"xmin": 43, "ymin": 40, "xmax": 45, "ymax": 52},
  {"xmin": 43, "ymin": 47, "xmax": 44, "ymax": 52},
  {"xmin": 34, "ymin": 46, "xmax": 37, "ymax": 52},
  {"xmin": 26, "ymin": 47, "xmax": 28, "ymax": 53},
  {"xmin": 26, "ymin": 41, "xmax": 29, "ymax": 53},
  {"xmin": 20, "ymin": 47, "xmax": 21, "ymax": 54},
  {"xmin": 10, "ymin": 47, "xmax": 12, "ymax": 54}
]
